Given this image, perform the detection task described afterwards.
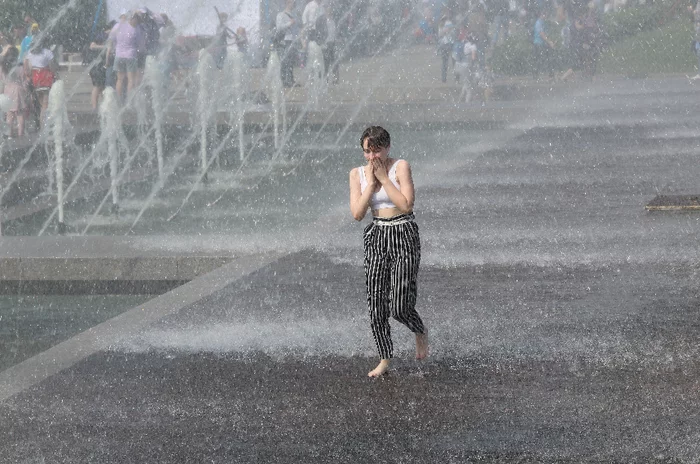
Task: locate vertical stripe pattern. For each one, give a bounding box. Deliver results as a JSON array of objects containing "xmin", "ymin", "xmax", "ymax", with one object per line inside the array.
[{"xmin": 363, "ymin": 213, "xmax": 425, "ymax": 359}]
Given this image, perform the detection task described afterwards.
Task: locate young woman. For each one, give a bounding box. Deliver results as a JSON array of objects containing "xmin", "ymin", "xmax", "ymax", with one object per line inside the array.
[
  {"xmin": 24, "ymin": 36, "xmax": 56, "ymax": 131},
  {"xmin": 107, "ymin": 11, "xmax": 144, "ymax": 101},
  {"xmin": 349, "ymin": 126, "xmax": 429, "ymax": 377}
]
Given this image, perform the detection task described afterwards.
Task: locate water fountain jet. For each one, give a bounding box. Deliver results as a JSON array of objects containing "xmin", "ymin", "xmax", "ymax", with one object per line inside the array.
[
  {"xmin": 224, "ymin": 47, "xmax": 247, "ymax": 162},
  {"xmin": 197, "ymin": 49, "xmax": 217, "ymax": 181},
  {"xmin": 265, "ymin": 47, "xmax": 285, "ymax": 149},
  {"xmin": 306, "ymin": 41, "xmax": 325, "ymax": 109},
  {"xmin": 99, "ymin": 87, "xmax": 126, "ymax": 216},
  {"xmin": 47, "ymin": 80, "xmax": 70, "ymax": 232},
  {"xmin": 144, "ymin": 56, "xmax": 166, "ymax": 183}
]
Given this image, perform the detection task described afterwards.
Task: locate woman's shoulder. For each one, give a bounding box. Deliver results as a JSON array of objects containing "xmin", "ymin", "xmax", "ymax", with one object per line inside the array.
[{"xmin": 393, "ymin": 158, "xmax": 411, "ymax": 169}]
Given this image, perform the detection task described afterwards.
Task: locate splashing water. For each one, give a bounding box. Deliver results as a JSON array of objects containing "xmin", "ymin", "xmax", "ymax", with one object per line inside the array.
[
  {"xmin": 224, "ymin": 47, "xmax": 247, "ymax": 162},
  {"xmin": 47, "ymin": 80, "xmax": 69, "ymax": 225},
  {"xmin": 144, "ymin": 56, "xmax": 165, "ymax": 182},
  {"xmin": 197, "ymin": 49, "xmax": 217, "ymax": 178},
  {"xmin": 306, "ymin": 41, "xmax": 325, "ymax": 109},
  {"xmin": 99, "ymin": 87, "xmax": 124, "ymax": 210},
  {"xmin": 265, "ymin": 48, "xmax": 285, "ymax": 149}
]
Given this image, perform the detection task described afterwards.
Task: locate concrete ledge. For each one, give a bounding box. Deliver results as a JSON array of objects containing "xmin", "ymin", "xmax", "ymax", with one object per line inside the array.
[
  {"xmin": 0, "ymin": 236, "xmax": 241, "ymax": 292},
  {"xmin": 645, "ymin": 195, "xmax": 700, "ymax": 211},
  {"xmin": 0, "ymin": 250, "xmax": 285, "ymax": 401}
]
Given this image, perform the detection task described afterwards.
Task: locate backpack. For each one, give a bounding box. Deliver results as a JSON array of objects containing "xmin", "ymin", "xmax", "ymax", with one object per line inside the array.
[
  {"xmin": 142, "ymin": 15, "xmax": 161, "ymax": 55},
  {"xmin": 272, "ymin": 26, "xmax": 286, "ymax": 46},
  {"xmin": 311, "ymin": 13, "xmax": 328, "ymax": 44}
]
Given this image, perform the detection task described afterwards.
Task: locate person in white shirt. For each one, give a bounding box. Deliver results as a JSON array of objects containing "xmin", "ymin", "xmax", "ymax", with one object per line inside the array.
[
  {"xmin": 349, "ymin": 126, "xmax": 429, "ymax": 378},
  {"xmin": 301, "ymin": 0, "xmax": 321, "ymax": 44},
  {"xmin": 454, "ymin": 35, "xmax": 478, "ymax": 102}
]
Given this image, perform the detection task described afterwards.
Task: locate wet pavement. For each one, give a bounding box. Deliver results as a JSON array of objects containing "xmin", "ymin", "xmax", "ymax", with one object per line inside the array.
[{"xmin": 2, "ymin": 49, "xmax": 700, "ymax": 461}]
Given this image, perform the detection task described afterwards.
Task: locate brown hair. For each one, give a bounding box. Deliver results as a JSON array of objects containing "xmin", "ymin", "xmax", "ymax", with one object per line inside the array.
[{"xmin": 360, "ymin": 126, "xmax": 390, "ymax": 151}]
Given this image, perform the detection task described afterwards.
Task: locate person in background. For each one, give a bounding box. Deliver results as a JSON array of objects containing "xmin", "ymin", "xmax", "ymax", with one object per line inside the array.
[
  {"xmin": 104, "ymin": 9, "xmax": 127, "ymax": 90},
  {"xmin": 491, "ymin": 0, "xmax": 510, "ymax": 47},
  {"xmin": 134, "ymin": 10, "xmax": 156, "ymax": 89},
  {"xmin": 349, "ymin": 126, "xmax": 429, "ymax": 378},
  {"xmin": 302, "ymin": 0, "xmax": 322, "ymax": 47},
  {"xmin": 557, "ymin": 6, "xmax": 576, "ymax": 82},
  {"xmin": 1, "ymin": 46, "xmax": 28, "ymax": 138},
  {"xmin": 23, "ymin": 14, "xmax": 36, "ymax": 36},
  {"xmin": 107, "ymin": 11, "xmax": 144, "ymax": 101},
  {"xmin": 468, "ymin": 2, "xmax": 490, "ymax": 67},
  {"xmin": 12, "ymin": 24, "xmax": 25, "ymax": 53},
  {"xmin": 0, "ymin": 33, "xmax": 11, "ymax": 59},
  {"xmin": 87, "ymin": 21, "xmax": 117, "ymax": 111},
  {"xmin": 19, "ymin": 23, "xmax": 38, "ymax": 64},
  {"xmin": 275, "ymin": 0, "xmax": 299, "ymax": 87},
  {"xmin": 532, "ymin": 8, "xmax": 555, "ymax": 80},
  {"xmin": 437, "ymin": 13, "xmax": 455, "ymax": 83},
  {"xmin": 454, "ymin": 33, "xmax": 478, "ymax": 102},
  {"xmin": 414, "ymin": 6, "xmax": 436, "ymax": 44},
  {"xmin": 235, "ymin": 27, "xmax": 249, "ymax": 55},
  {"xmin": 157, "ymin": 13, "xmax": 178, "ymax": 92},
  {"xmin": 577, "ymin": 6, "xmax": 599, "ymax": 79},
  {"xmin": 210, "ymin": 11, "xmax": 235, "ymax": 69},
  {"xmin": 322, "ymin": 0, "xmax": 338, "ymax": 84},
  {"xmin": 24, "ymin": 35, "xmax": 57, "ymax": 130}
]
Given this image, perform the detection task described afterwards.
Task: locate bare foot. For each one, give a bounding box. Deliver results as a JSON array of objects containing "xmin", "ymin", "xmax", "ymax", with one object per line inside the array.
[
  {"xmin": 415, "ymin": 332, "xmax": 429, "ymax": 360},
  {"xmin": 368, "ymin": 359, "xmax": 390, "ymax": 377}
]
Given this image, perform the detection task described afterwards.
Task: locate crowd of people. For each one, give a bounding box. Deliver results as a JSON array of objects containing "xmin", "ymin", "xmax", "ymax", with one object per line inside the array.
[
  {"xmin": 0, "ymin": 0, "xmax": 694, "ymax": 135},
  {"xmin": 0, "ymin": 15, "xmax": 58, "ymax": 138},
  {"xmin": 274, "ymin": 0, "xmax": 340, "ymax": 88},
  {"xmin": 0, "ymin": 7, "xmax": 239, "ymax": 137},
  {"xmin": 0, "ymin": 0, "xmax": 402, "ymax": 133},
  {"xmin": 415, "ymin": 0, "xmax": 611, "ymax": 101}
]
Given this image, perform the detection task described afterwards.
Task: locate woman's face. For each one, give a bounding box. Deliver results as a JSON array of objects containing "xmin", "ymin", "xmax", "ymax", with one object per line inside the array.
[{"xmin": 363, "ymin": 139, "xmax": 389, "ymax": 162}]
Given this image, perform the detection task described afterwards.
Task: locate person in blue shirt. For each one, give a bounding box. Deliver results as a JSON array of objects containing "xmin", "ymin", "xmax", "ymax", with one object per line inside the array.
[
  {"xmin": 532, "ymin": 9, "xmax": 555, "ymax": 80},
  {"xmin": 18, "ymin": 23, "xmax": 38, "ymax": 64}
]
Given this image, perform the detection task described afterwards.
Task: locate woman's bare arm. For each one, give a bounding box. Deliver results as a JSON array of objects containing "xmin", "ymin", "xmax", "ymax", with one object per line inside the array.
[{"xmin": 349, "ymin": 167, "xmax": 375, "ymax": 221}]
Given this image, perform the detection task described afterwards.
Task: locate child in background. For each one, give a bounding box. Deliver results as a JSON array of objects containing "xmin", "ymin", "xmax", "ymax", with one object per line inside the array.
[
  {"xmin": 454, "ymin": 33, "xmax": 478, "ymax": 102},
  {"xmin": 0, "ymin": 46, "xmax": 28, "ymax": 138}
]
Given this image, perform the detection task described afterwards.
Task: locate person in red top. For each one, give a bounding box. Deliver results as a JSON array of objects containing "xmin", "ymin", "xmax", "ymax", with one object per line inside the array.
[{"xmin": 23, "ymin": 36, "xmax": 57, "ymax": 130}]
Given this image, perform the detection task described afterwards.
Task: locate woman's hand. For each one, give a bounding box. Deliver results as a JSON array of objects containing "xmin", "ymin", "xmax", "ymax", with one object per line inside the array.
[
  {"xmin": 365, "ymin": 163, "xmax": 379, "ymax": 190},
  {"xmin": 371, "ymin": 159, "xmax": 389, "ymax": 185}
]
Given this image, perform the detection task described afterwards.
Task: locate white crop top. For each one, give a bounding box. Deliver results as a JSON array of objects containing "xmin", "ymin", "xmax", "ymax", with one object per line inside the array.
[{"xmin": 358, "ymin": 159, "xmax": 402, "ymax": 210}]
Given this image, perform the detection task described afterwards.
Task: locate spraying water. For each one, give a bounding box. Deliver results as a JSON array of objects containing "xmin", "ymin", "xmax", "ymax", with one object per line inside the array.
[
  {"xmin": 197, "ymin": 49, "xmax": 217, "ymax": 179},
  {"xmin": 47, "ymin": 80, "xmax": 68, "ymax": 231},
  {"xmin": 144, "ymin": 56, "xmax": 165, "ymax": 183},
  {"xmin": 225, "ymin": 47, "xmax": 247, "ymax": 162},
  {"xmin": 306, "ymin": 41, "xmax": 325, "ymax": 109},
  {"xmin": 99, "ymin": 87, "xmax": 124, "ymax": 214},
  {"xmin": 265, "ymin": 47, "xmax": 285, "ymax": 149}
]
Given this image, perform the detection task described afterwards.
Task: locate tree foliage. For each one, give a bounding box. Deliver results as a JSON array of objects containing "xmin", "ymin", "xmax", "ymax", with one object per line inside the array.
[{"xmin": 1, "ymin": 0, "xmax": 106, "ymax": 52}]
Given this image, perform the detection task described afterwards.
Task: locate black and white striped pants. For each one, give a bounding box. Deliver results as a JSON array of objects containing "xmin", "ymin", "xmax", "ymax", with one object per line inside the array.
[{"xmin": 363, "ymin": 213, "xmax": 425, "ymax": 359}]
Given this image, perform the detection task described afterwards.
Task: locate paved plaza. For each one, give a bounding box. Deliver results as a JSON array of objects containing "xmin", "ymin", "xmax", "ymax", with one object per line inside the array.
[{"xmin": 2, "ymin": 44, "xmax": 700, "ymax": 462}]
